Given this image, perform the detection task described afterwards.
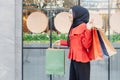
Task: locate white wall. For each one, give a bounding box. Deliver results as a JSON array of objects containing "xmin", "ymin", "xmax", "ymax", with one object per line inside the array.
[{"xmin": 0, "ymin": 0, "xmax": 22, "ymax": 80}]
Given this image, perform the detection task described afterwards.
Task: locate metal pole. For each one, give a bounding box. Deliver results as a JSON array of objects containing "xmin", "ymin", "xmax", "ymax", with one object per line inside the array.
[
  {"xmin": 49, "ymin": 10, "xmax": 53, "ymax": 80},
  {"xmin": 78, "ymin": 0, "xmax": 80, "ymax": 5},
  {"xmin": 49, "ymin": 0, "xmax": 53, "ymax": 80},
  {"xmin": 108, "ymin": 0, "xmax": 110, "ymax": 39},
  {"xmin": 50, "ymin": 11, "xmax": 53, "ymax": 48},
  {"xmin": 108, "ymin": 0, "xmax": 111, "ymax": 80}
]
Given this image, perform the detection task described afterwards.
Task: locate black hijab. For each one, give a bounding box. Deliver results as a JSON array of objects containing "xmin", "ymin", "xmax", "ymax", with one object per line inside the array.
[{"xmin": 71, "ymin": 5, "xmax": 89, "ymax": 28}]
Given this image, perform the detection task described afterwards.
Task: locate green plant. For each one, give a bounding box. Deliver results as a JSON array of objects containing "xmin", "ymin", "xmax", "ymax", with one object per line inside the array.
[
  {"xmin": 23, "ymin": 32, "xmax": 68, "ymax": 43},
  {"xmin": 52, "ymin": 32, "xmax": 68, "ymax": 42},
  {"xmin": 110, "ymin": 33, "xmax": 120, "ymax": 42},
  {"xmin": 23, "ymin": 33, "xmax": 33, "ymax": 41},
  {"xmin": 23, "ymin": 32, "xmax": 120, "ymax": 43}
]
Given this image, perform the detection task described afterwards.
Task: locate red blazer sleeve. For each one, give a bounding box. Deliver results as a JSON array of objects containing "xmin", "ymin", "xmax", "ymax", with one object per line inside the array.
[
  {"xmin": 82, "ymin": 29, "xmax": 93, "ymax": 49},
  {"xmin": 60, "ymin": 40, "xmax": 68, "ymax": 46}
]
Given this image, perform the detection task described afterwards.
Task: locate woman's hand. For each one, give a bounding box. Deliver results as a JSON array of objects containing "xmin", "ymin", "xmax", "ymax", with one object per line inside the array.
[
  {"xmin": 87, "ymin": 19, "xmax": 95, "ymax": 29},
  {"xmin": 54, "ymin": 40, "xmax": 61, "ymax": 46}
]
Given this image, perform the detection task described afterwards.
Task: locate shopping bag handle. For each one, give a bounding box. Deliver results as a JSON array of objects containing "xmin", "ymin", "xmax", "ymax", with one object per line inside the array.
[
  {"xmin": 52, "ymin": 43, "xmax": 60, "ymax": 49},
  {"xmin": 47, "ymin": 43, "xmax": 60, "ymax": 49}
]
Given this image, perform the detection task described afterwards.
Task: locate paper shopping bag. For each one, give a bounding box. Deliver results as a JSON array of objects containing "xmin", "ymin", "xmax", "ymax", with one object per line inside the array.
[
  {"xmin": 46, "ymin": 48, "xmax": 65, "ymax": 75},
  {"xmin": 97, "ymin": 30, "xmax": 109, "ymax": 57},
  {"xmin": 89, "ymin": 28, "xmax": 103, "ymax": 60},
  {"xmin": 98, "ymin": 28, "xmax": 117, "ymax": 56}
]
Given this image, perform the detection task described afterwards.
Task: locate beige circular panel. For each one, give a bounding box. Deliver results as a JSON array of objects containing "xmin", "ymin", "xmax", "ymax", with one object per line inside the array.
[
  {"xmin": 27, "ymin": 12, "xmax": 48, "ymax": 33},
  {"xmin": 89, "ymin": 13, "xmax": 103, "ymax": 28},
  {"xmin": 54, "ymin": 12, "xmax": 72, "ymax": 33},
  {"xmin": 110, "ymin": 13, "xmax": 120, "ymax": 33}
]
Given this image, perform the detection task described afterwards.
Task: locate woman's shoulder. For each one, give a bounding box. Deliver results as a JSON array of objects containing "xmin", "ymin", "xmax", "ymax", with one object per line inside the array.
[
  {"xmin": 71, "ymin": 23, "xmax": 87, "ymax": 34},
  {"xmin": 79, "ymin": 23, "xmax": 86, "ymax": 27},
  {"xmin": 73, "ymin": 23, "xmax": 87, "ymax": 31}
]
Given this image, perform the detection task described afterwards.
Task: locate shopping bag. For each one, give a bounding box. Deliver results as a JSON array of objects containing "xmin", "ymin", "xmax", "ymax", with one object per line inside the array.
[
  {"xmin": 45, "ymin": 48, "xmax": 65, "ymax": 75},
  {"xmin": 89, "ymin": 28, "xmax": 103, "ymax": 60},
  {"xmin": 97, "ymin": 30, "xmax": 109, "ymax": 57},
  {"xmin": 98, "ymin": 28, "xmax": 117, "ymax": 56}
]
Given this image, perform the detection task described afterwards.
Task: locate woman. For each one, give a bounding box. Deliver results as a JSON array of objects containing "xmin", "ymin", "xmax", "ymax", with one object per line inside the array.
[{"xmin": 55, "ymin": 5, "xmax": 93, "ymax": 80}]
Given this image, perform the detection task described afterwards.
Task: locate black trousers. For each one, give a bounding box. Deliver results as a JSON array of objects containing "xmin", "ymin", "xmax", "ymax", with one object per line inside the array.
[{"xmin": 69, "ymin": 60, "xmax": 90, "ymax": 80}]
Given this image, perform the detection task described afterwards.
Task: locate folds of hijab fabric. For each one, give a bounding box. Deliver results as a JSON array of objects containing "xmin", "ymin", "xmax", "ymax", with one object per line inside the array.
[{"xmin": 71, "ymin": 6, "xmax": 89, "ymax": 28}]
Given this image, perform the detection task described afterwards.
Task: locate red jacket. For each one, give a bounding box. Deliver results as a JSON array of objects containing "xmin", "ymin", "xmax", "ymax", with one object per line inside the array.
[{"xmin": 60, "ymin": 23, "xmax": 92, "ymax": 63}]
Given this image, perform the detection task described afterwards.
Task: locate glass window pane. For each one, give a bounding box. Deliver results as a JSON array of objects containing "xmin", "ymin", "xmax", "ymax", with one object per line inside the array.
[
  {"xmin": 23, "ymin": 9, "xmax": 50, "ymax": 45},
  {"xmin": 23, "ymin": 0, "xmax": 78, "ymax": 9}
]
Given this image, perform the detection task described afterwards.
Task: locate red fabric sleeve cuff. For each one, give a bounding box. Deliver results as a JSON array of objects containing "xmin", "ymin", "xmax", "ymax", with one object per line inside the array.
[{"xmin": 60, "ymin": 40, "xmax": 68, "ymax": 46}]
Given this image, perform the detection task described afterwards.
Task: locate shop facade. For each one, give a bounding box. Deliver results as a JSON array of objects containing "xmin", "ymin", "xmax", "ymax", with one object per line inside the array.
[{"xmin": 0, "ymin": 0, "xmax": 120, "ymax": 80}]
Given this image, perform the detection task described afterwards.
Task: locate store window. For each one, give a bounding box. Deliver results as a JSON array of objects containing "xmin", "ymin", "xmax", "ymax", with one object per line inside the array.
[
  {"xmin": 80, "ymin": 0, "xmax": 120, "ymax": 43},
  {"xmin": 22, "ymin": 0, "xmax": 79, "ymax": 45},
  {"xmin": 22, "ymin": 0, "xmax": 78, "ymax": 80},
  {"xmin": 22, "ymin": 0, "xmax": 120, "ymax": 80}
]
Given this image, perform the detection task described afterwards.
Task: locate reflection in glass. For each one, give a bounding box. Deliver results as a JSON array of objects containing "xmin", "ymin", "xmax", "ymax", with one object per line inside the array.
[{"xmin": 23, "ymin": 0, "xmax": 78, "ymax": 8}]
